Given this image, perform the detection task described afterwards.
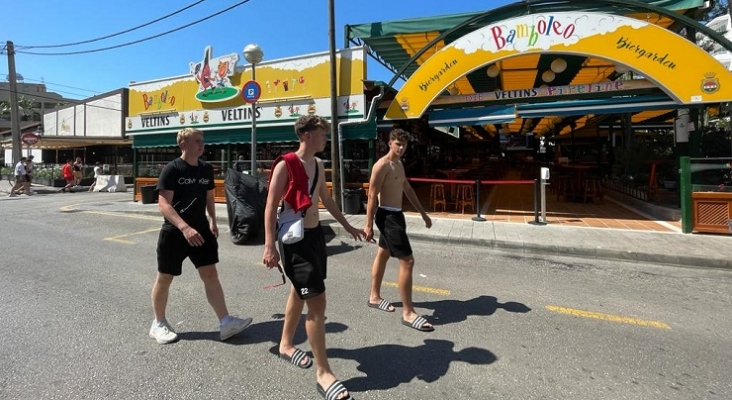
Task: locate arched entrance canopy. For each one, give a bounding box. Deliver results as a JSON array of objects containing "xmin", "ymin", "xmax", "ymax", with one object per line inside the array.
[{"xmin": 383, "ymin": 11, "xmax": 732, "ymax": 120}]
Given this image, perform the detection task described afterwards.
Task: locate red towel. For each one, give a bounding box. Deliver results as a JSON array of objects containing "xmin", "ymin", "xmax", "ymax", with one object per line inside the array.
[{"xmin": 268, "ymin": 152, "xmax": 312, "ymax": 213}]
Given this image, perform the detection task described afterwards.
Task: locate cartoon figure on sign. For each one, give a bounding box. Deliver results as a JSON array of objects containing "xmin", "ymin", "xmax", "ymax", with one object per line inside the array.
[
  {"xmin": 344, "ymin": 100, "xmax": 359, "ymax": 114},
  {"xmin": 701, "ymin": 73, "xmax": 720, "ymax": 94},
  {"xmin": 192, "ymin": 47, "xmax": 213, "ymax": 97},
  {"xmin": 189, "ymin": 46, "xmax": 240, "ymax": 102},
  {"xmin": 288, "ymin": 104, "xmax": 300, "ymax": 117},
  {"xmin": 189, "ymin": 113, "xmax": 199, "ymax": 124},
  {"xmin": 274, "ymin": 106, "xmax": 282, "ymax": 118},
  {"xmin": 215, "ymin": 61, "xmax": 230, "ymax": 94}
]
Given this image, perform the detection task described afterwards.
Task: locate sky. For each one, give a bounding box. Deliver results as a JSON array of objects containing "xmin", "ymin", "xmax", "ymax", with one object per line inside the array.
[{"xmin": 0, "ymin": 0, "xmax": 512, "ymax": 101}]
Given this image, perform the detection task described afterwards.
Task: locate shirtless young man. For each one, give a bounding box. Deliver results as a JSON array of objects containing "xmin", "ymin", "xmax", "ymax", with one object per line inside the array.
[
  {"xmin": 263, "ymin": 115, "xmax": 364, "ymax": 400},
  {"xmin": 364, "ymin": 128, "xmax": 434, "ymax": 332}
]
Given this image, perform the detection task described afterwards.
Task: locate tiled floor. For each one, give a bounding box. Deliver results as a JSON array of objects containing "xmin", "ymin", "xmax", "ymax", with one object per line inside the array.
[{"xmin": 402, "ymin": 175, "xmax": 682, "ymax": 233}]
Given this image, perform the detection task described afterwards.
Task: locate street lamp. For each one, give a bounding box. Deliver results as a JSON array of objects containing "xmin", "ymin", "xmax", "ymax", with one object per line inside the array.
[{"xmin": 243, "ymin": 43, "xmax": 264, "ymax": 175}]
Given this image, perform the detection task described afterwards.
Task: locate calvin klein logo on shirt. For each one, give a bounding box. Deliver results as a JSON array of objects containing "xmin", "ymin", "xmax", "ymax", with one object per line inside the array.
[{"xmin": 178, "ymin": 177, "xmax": 211, "ymax": 185}]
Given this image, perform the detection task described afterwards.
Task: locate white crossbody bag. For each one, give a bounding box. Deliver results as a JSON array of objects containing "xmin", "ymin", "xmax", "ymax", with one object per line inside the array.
[{"xmin": 277, "ymin": 163, "xmax": 318, "ymax": 245}]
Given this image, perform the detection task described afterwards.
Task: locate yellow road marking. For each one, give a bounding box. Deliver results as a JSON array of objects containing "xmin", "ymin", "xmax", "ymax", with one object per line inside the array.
[
  {"xmin": 382, "ymin": 281, "xmax": 451, "ymax": 296},
  {"xmin": 60, "ymin": 205, "xmax": 162, "ymax": 221},
  {"xmin": 546, "ymin": 305, "xmax": 671, "ymax": 330},
  {"xmin": 82, "ymin": 210, "xmax": 162, "ymax": 221},
  {"xmin": 104, "ymin": 228, "xmax": 160, "ymax": 245}
]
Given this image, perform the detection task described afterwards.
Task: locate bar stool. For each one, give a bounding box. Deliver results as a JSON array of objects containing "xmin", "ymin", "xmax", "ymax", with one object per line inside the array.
[
  {"xmin": 556, "ymin": 175, "xmax": 575, "ymax": 202},
  {"xmin": 430, "ymin": 183, "xmax": 447, "ymax": 212},
  {"xmin": 455, "ymin": 184, "xmax": 475, "ymax": 214},
  {"xmin": 583, "ymin": 176, "xmax": 603, "ymax": 203}
]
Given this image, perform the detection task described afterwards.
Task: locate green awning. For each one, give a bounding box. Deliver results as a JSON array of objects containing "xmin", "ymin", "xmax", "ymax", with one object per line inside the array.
[
  {"xmin": 515, "ymin": 95, "xmax": 683, "ymax": 118},
  {"xmin": 133, "ymin": 123, "xmax": 376, "ymax": 148}
]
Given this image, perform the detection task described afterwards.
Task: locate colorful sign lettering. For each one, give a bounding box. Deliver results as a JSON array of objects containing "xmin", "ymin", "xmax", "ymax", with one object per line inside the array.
[
  {"xmin": 126, "ymin": 95, "xmax": 362, "ymax": 134},
  {"xmin": 386, "ymin": 12, "xmax": 732, "ymax": 120},
  {"xmin": 127, "ymin": 47, "xmax": 366, "ymax": 123}
]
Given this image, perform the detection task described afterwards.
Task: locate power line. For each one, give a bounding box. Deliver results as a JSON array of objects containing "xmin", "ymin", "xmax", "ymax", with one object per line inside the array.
[
  {"xmin": 18, "ymin": 0, "xmax": 208, "ymax": 49},
  {"xmin": 0, "ymin": 88, "xmax": 122, "ymax": 113},
  {"xmin": 16, "ymin": 0, "xmax": 252, "ymax": 56},
  {"xmin": 2, "ymin": 74, "xmax": 102, "ymax": 94},
  {"xmin": 0, "ymin": 74, "xmax": 122, "ymax": 104}
]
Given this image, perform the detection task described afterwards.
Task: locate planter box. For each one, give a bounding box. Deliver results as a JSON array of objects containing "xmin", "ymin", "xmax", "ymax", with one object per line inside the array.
[{"xmin": 692, "ymin": 191, "xmax": 732, "ymax": 234}]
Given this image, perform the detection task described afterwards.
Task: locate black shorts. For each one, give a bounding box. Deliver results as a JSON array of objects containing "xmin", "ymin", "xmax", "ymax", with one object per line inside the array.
[
  {"xmin": 375, "ymin": 207, "xmax": 413, "ymax": 258},
  {"xmin": 156, "ymin": 226, "xmax": 219, "ymax": 276},
  {"xmin": 280, "ymin": 224, "xmax": 327, "ymax": 300},
  {"xmin": 25, "ymin": 174, "xmax": 31, "ymax": 183}
]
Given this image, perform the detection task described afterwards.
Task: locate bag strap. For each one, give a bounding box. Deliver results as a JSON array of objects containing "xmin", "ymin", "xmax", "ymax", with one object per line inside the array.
[{"xmin": 279, "ymin": 159, "xmax": 319, "ymax": 217}]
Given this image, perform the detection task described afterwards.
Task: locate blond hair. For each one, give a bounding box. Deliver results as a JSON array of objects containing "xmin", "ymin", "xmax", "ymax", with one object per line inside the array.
[{"xmin": 177, "ymin": 127, "xmax": 203, "ymax": 146}]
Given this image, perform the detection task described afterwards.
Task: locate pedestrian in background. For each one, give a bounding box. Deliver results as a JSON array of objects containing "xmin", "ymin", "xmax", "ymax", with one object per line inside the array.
[
  {"xmin": 7, "ymin": 156, "xmax": 27, "ymax": 197},
  {"xmin": 88, "ymin": 162, "xmax": 102, "ymax": 192},
  {"xmin": 60, "ymin": 159, "xmax": 75, "ymax": 192},
  {"xmin": 24, "ymin": 155, "xmax": 35, "ymax": 195},
  {"xmin": 73, "ymin": 157, "xmax": 84, "ymax": 187}
]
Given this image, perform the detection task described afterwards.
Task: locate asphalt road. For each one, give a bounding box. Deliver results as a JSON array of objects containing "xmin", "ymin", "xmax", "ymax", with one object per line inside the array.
[{"xmin": 1, "ymin": 192, "xmax": 731, "ymax": 400}]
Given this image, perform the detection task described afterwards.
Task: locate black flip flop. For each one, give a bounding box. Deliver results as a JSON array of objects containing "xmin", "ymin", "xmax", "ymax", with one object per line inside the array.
[
  {"xmin": 279, "ymin": 348, "xmax": 313, "ymax": 369},
  {"xmin": 367, "ymin": 299, "xmax": 395, "ymax": 312},
  {"xmin": 317, "ymin": 380, "xmax": 353, "ymax": 400},
  {"xmin": 402, "ymin": 315, "xmax": 435, "ymax": 332}
]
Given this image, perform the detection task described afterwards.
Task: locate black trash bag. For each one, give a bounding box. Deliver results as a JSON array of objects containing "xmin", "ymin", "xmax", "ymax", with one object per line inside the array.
[{"xmin": 225, "ymin": 169, "xmax": 268, "ymax": 245}]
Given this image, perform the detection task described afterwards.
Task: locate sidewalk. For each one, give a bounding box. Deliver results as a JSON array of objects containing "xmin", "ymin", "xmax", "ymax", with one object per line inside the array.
[{"xmin": 65, "ymin": 196, "xmax": 732, "ymax": 270}]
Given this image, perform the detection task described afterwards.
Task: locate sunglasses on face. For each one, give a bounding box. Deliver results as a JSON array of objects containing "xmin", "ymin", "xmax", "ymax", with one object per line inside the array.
[{"xmin": 263, "ymin": 264, "xmax": 286, "ymax": 290}]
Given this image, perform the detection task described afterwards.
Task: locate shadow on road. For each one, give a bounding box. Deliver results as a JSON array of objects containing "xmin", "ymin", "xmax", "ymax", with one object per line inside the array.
[
  {"xmin": 177, "ymin": 316, "xmax": 348, "ymax": 346},
  {"xmin": 330, "ymin": 339, "xmax": 496, "ymax": 392},
  {"xmin": 393, "ymin": 295, "xmax": 531, "ymax": 326},
  {"xmin": 326, "ymin": 240, "xmax": 366, "ymax": 256}
]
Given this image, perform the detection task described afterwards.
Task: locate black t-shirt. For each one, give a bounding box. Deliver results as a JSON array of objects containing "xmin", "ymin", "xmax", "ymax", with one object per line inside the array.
[{"xmin": 157, "ymin": 158, "xmax": 215, "ymax": 232}]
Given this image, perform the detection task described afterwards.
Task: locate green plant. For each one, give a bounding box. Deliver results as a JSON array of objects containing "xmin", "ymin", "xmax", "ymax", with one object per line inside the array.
[{"xmin": 33, "ymin": 167, "xmax": 61, "ymax": 179}]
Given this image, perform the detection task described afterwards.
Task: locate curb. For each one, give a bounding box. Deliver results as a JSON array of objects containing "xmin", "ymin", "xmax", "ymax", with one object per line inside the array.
[
  {"xmin": 324, "ymin": 222, "xmax": 732, "ymax": 270},
  {"xmin": 72, "ymin": 206, "xmax": 731, "ymax": 271}
]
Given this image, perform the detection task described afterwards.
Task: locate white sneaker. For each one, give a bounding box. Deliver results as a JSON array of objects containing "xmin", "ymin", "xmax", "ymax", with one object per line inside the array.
[
  {"xmin": 149, "ymin": 320, "xmax": 178, "ymax": 344},
  {"xmin": 220, "ymin": 316, "xmax": 253, "ymax": 341}
]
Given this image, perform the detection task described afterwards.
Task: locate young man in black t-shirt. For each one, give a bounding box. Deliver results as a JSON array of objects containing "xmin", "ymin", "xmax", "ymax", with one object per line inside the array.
[{"xmin": 148, "ymin": 128, "xmax": 253, "ymax": 344}]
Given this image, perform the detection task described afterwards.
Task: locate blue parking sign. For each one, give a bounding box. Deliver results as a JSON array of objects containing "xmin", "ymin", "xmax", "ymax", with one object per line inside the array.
[{"xmin": 242, "ymin": 80, "xmax": 262, "ymax": 103}]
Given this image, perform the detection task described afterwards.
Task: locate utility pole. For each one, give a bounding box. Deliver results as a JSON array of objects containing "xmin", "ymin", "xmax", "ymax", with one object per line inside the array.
[
  {"xmin": 328, "ymin": 0, "xmax": 341, "ymax": 208},
  {"xmin": 6, "ymin": 41, "xmax": 22, "ymax": 166}
]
